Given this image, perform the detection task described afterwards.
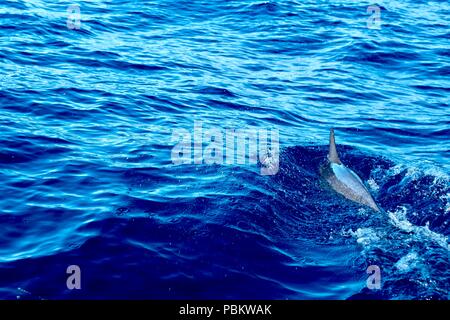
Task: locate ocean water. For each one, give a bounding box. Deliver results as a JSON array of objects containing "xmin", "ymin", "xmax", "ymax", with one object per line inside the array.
[{"xmin": 0, "ymin": 0, "xmax": 449, "ymax": 300}]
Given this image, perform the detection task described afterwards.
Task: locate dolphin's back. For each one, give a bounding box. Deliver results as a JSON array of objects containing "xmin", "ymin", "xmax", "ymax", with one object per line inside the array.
[
  {"xmin": 321, "ymin": 162, "xmax": 380, "ymax": 212},
  {"xmin": 320, "ymin": 128, "xmax": 381, "ymax": 212},
  {"xmin": 331, "ymin": 163, "xmax": 366, "ymax": 196}
]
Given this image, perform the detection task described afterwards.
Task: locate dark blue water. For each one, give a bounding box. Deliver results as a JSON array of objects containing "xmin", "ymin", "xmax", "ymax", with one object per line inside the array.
[{"xmin": 0, "ymin": 0, "xmax": 449, "ymax": 300}]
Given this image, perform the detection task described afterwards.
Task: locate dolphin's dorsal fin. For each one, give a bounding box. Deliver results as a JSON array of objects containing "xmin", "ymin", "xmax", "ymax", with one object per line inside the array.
[{"xmin": 328, "ymin": 128, "xmax": 341, "ymax": 164}]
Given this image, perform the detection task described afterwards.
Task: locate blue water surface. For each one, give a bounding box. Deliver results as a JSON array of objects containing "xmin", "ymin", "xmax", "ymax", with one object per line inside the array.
[{"xmin": 0, "ymin": 0, "xmax": 449, "ymax": 299}]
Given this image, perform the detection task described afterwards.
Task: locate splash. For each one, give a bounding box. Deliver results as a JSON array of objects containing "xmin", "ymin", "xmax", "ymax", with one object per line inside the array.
[{"xmin": 388, "ymin": 207, "xmax": 449, "ymax": 250}]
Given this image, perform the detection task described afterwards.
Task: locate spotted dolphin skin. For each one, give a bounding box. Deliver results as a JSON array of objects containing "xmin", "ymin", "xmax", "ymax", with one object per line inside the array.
[{"xmin": 320, "ymin": 129, "xmax": 381, "ymax": 212}]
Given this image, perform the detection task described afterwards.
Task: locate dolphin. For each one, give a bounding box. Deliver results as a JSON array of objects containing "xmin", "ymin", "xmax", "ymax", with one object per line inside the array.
[{"xmin": 320, "ymin": 129, "xmax": 381, "ymax": 212}]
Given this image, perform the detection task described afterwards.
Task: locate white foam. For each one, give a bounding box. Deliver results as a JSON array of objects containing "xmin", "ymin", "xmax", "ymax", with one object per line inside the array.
[
  {"xmin": 395, "ymin": 252, "xmax": 419, "ymax": 273},
  {"xmin": 367, "ymin": 178, "xmax": 380, "ymax": 192},
  {"xmin": 345, "ymin": 227, "xmax": 381, "ymax": 247},
  {"xmin": 440, "ymin": 193, "xmax": 450, "ymax": 214},
  {"xmin": 386, "ymin": 163, "xmax": 449, "ymax": 185},
  {"xmin": 388, "ymin": 207, "xmax": 449, "ymax": 250}
]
